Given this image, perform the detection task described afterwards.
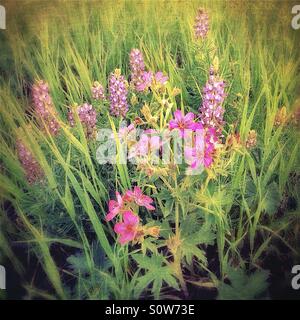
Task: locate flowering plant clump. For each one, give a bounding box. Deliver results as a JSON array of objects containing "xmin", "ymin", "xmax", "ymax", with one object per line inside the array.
[
  {"xmin": 199, "ymin": 67, "xmax": 227, "ymax": 135},
  {"xmin": 136, "ymin": 71, "xmax": 168, "ymax": 92},
  {"xmin": 194, "ymin": 8, "xmax": 209, "ymax": 39},
  {"xmin": 1, "ymin": 2, "xmax": 298, "ymax": 302},
  {"xmin": 106, "ymin": 187, "xmax": 156, "ymax": 245},
  {"xmin": 32, "ymin": 80, "xmax": 60, "ymax": 135},
  {"xmin": 129, "ymin": 49, "xmax": 146, "ymax": 91},
  {"xmin": 109, "ymin": 69, "xmax": 129, "ymax": 117},
  {"xmin": 68, "ymin": 103, "xmax": 97, "ymax": 138},
  {"xmin": 16, "ymin": 139, "xmax": 44, "ymax": 184},
  {"xmin": 91, "ymin": 81, "xmax": 106, "ymax": 100}
]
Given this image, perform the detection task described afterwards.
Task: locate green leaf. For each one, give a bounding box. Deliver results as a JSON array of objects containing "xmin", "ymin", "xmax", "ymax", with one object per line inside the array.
[
  {"xmin": 218, "ymin": 266, "xmax": 269, "ymax": 300},
  {"xmin": 132, "ymin": 254, "xmax": 179, "ymax": 299},
  {"xmin": 262, "ymin": 182, "xmax": 281, "ymax": 215}
]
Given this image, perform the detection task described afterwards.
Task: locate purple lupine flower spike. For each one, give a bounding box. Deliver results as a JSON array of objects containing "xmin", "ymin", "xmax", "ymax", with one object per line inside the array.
[
  {"xmin": 129, "ymin": 49, "xmax": 146, "ymax": 92},
  {"xmin": 32, "ymin": 80, "xmax": 60, "ymax": 135},
  {"xmin": 91, "ymin": 81, "xmax": 105, "ymax": 100},
  {"xmin": 109, "ymin": 69, "xmax": 129, "ymax": 117},
  {"xmin": 199, "ymin": 66, "xmax": 226, "ymax": 136},
  {"xmin": 16, "ymin": 139, "xmax": 44, "ymax": 184},
  {"xmin": 194, "ymin": 9, "xmax": 209, "ymax": 40},
  {"xmin": 68, "ymin": 103, "xmax": 97, "ymax": 138}
]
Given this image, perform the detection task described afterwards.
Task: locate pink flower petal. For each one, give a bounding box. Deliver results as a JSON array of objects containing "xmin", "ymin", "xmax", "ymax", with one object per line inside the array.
[
  {"xmin": 169, "ymin": 119, "xmax": 178, "ymax": 129},
  {"xmin": 114, "ymin": 222, "xmax": 126, "ymax": 234},
  {"xmin": 174, "ymin": 109, "xmax": 183, "ymax": 121},
  {"xmin": 184, "ymin": 112, "xmax": 195, "ymax": 122},
  {"xmin": 123, "ymin": 211, "xmax": 139, "ymax": 225},
  {"xmin": 119, "ymin": 231, "xmax": 135, "ymax": 244}
]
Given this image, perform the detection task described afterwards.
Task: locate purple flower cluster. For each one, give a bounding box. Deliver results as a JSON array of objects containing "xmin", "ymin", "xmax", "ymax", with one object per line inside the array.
[
  {"xmin": 129, "ymin": 49, "xmax": 145, "ymax": 91},
  {"xmin": 16, "ymin": 140, "xmax": 44, "ymax": 184},
  {"xmin": 32, "ymin": 80, "xmax": 60, "ymax": 135},
  {"xmin": 91, "ymin": 81, "xmax": 105, "ymax": 100},
  {"xmin": 109, "ymin": 70, "xmax": 129, "ymax": 117},
  {"xmin": 68, "ymin": 103, "xmax": 97, "ymax": 138},
  {"xmin": 129, "ymin": 48, "xmax": 168, "ymax": 92},
  {"xmin": 194, "ymin": 9, "xmax": 209, "ymax": 39},
  {"xmin": 199, "ymin": 67, "xmax": 226, "ymax": 135}
]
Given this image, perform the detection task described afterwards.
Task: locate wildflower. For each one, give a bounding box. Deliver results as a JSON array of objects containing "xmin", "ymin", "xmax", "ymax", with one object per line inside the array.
[
  {"xmin": 124, "ymin": 186, "xmax": 155, "ymax": 210},
  {"xmin": 16, "ymin": 139, "xmax": 44, "ymax": 184},
  {"xmin": 136, "ymin": 71, "xmax": 153, "ymax": 92},
  {"xmin": 118, "ymin": 123, "xmax": 136, "ymax": 139},
  {"xmin": 68, "ymin": 103, "xmax": 97, "ymax": 138},
  {"xmin": 106, "ymin": 191, "xmax": 124, "ymax": 221},
  {"xmin": 109, "ymin": 69, "xmax": 129, "ymax": 117},
  {"xmin": 128, "ymin": 132, "xmax": 161, "ymax": 162},
  {"xmin": 91, "ymin": 81, "xmax": 105, "ymax": 100},
  {"xmin": 185, "ymin": 127, "xmax": 218, "ymax": 169},
  {"xmin": 114, "ymin": 211, "xmax": 139, "ymax": 245},
  {"xmin": 154, "ymin": 71, "xmax": 168, "ymax": 86},
  {"xmin": 199, "ymin": 66, "xmax": 226, "ymax": 135},
  {"xmin": 129, "ymin": 49, "xmax": 146, "ymax": 91},
  {"xmin": 246, "ymin": 130, "xmax": 257, "ymax": 149},
  {"xmin": 169, "ymin": 109, "xmax": 196, "ymax": 137},
  {"xmin": 32, "ymin": 80, "xmax": 60, "ymax": 135},
  {"xmin": 194, "ymin": 9, "xmax": 209, "ymax": 40}
]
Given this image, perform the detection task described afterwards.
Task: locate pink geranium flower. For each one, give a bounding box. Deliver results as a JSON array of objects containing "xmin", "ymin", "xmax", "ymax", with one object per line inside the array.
[
  {"xmin": 185, "ymin": 127, "xmax": 217, "ymax": 170},
  {"xmin": 128, "ymin": 133, "xmax": 161, "ymax": 160},
  {"xmin": 136, "ymin": 71, "xmax": 153, "ymax": 91},
  {"xmin": 169, "ymin": 110, "xmax": 196, "ymax": 137},
  {"xmin": 114, "ymin": 211, "xmax": 139, "ymax": 245},
  {"xmin": 124, "ymin": 186, "xmax": 155, "ymax": 210},
  {"xmin": 105, "ymin": 191, "xmax": 124, "ymax": 221}
]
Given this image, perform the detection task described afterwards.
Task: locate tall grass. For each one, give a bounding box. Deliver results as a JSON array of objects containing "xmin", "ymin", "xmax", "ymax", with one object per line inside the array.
[{"xmin": 0, "ymin": 0, "xmax": 299, "ymax": 299}]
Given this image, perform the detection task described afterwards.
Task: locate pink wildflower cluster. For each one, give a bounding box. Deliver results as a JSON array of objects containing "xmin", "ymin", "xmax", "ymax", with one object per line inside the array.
[
  {"xmin": 91, "ymin": 81, "xmax": 105, "ymax": 100},
  {"xmin": 128, "ymin": 131, "xmax": 161, "ymax": 161},
  {"xmin": 32, "ymin": 80, "xmax": 60, "ymax": 135},
  {"xmin": 106, "ymin": 186, "xmax": 155, "ymax": 245},
  {"xmin": 199, "ymin": 67, "xmax": 226, "ymax": 135},
  {"xmin": 16, "ymin": 140, "xmax": 44, "ymax": 185},
  {"xmin": 129, "ymin": 48, "xmax": 168, "ymax": 92},
  {"xmin": 109, "ymin": 70, "xmax": 129, "ymax": 117},
  {"xmin": 185, "ymin": 127, "xmax": 218, "ymax": 169},
  {"xmin": 194, "ymin": 9, "xmax": 209, "ymax": 39},
  {"xmin": 136, "ymin": 71, "xmax": 168, "ymax": 92},
  {"xmin": 169, "ymin": 109, "xmax": 218, "ymax": 169},
  {"xmin": 68, "ymin": 103, "xmax": 97, "ymax": 138}
]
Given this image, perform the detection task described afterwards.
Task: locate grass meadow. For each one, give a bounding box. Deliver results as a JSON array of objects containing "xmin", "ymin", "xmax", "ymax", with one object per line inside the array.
[{"xmin": 0, "ymin": 0, "xmax": 299, "ymax": 300}]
